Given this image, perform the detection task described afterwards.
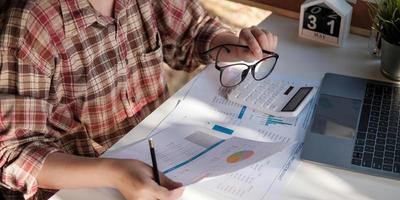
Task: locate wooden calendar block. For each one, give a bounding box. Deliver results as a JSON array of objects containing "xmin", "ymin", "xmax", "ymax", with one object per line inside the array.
[{"xmin": 299, "ymin": 0, "xmax": 352, "ymax": 47}]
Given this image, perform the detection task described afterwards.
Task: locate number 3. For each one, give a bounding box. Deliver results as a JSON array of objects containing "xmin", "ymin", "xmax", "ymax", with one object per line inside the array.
[{"xmin": 307, "ymin": 15, "xmax": 317, "ymax": 30}]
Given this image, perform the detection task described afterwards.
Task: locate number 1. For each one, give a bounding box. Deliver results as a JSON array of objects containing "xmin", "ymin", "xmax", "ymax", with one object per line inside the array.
[{"xmin": 327, "ymin": 20, "xmax": 335, "ymax": 35}]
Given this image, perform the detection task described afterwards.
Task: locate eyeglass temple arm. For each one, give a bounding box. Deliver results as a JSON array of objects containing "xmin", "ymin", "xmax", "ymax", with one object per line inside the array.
[
  {"xmin": 201, "ymin": 45, "xmax": 232, "ymax": 71},
  {"xmin": 201, "ymin": 43, "xmax": 277, "ymax": 55},
  {"xmin": 200, "ymin": 44, "xmax": 279, "ymax": 70},
  {"xmin": 231, "ymin": 44, "xmax": 278, "ymax": 56}
]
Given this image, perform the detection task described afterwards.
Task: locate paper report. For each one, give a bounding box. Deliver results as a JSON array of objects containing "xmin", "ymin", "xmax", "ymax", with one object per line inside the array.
[
  {"xmin": 104, "ymin": 124, "xmax": 289, "ymax": 186},
  {"xmin": 102, "ymin": 66, "xmax": 319, "ymax": 200}
]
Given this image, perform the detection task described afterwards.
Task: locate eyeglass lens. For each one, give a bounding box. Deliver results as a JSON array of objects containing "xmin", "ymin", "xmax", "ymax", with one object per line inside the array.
[
  {"xmin": 220, "ymin": 64, "xmax": 249, "ymax": 87},
  {"xmin": 212, "ymin": 44, "xmax": 278, "ymax": 87},
  {"xmin": 219, "ymin": 57, "xmax": 277, "ymax": 87},
  {"xmin": 253, "ymin": 57, "xmax": 277, "ymax": 80}
]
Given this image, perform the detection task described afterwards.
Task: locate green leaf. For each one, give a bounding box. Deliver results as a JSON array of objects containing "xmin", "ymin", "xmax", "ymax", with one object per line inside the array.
[{"xmin": 369, "ymin": 0, "xmax": 400, "ymax": 44}]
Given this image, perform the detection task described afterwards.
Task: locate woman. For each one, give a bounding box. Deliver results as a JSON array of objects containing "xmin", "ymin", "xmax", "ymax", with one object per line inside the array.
[{"xmin": 0, "ymin": 0, "xmax": 277, "ymax": 199}]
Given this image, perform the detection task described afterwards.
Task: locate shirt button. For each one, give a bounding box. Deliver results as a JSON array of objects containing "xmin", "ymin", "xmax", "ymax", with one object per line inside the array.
[{"xmin": 125, "ymin": 59, "xmax": 128, "ymax": 64}]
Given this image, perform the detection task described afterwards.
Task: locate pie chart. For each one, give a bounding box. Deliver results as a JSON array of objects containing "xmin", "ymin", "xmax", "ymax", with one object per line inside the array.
[{"xmin": 226, "ymin": 150, "xmax": 255, "ymax": 163}]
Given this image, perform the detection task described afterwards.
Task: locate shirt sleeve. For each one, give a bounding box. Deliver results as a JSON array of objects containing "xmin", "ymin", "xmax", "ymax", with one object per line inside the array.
[
  {"xmin": 152, "ymin": 0, "xmax": 231, "ymax": 72},
  {"xmin": 0, "ymin": 48, "xmax": 63, "ymax": 200}
]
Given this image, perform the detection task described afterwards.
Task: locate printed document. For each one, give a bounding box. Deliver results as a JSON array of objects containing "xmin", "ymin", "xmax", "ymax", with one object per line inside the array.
[
  {"xmin": 154, "ymin": 66, "xmax": 319, "ymax": 200},
  {"xmin": 104, "ymin": 124, "xmax": 289, "ymax": 186},
  {"xmin": 103, "ymin": 66, "xmax": 319, "ymax": 200}
]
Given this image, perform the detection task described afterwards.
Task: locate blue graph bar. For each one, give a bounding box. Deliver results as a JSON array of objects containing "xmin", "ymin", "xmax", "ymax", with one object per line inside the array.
[
  {"xmin": 266, "ymin": 116, "xmax": 292, "ymax": 126},
  {"xmin": 212, "ymin": 125, "xmax": 234, "ymax": 135},
  {"xmin": 238, "ymin": 106, "xmax": 247, "ymax": 119}
]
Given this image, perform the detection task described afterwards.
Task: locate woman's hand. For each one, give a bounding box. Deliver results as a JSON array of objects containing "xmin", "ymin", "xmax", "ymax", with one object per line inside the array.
[
  {"xmin": 236, "ymin": 26, "xmax": 278, "ymax": 61},
  {"xmin": 37, "ymin": 153, "xmax": 183, "ymax": 200},
  {"xmin": 210, "ymin": 26, "xmax": 278, "ymax": 62},
  {"xmin": 108, "ymin": 159, "xmax": 184, "ymax": 200}
]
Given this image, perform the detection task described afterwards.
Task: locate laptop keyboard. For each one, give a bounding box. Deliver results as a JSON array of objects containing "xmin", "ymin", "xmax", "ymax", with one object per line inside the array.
[{"xmin": 352, "ymin": 83, "xmax": 400, "ymax": 173}]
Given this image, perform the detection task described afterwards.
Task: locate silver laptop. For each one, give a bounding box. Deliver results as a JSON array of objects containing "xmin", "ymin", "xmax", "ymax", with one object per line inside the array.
[{"xmin": 302, "ymin": 73, "xmax": 400, "ymax": 180}]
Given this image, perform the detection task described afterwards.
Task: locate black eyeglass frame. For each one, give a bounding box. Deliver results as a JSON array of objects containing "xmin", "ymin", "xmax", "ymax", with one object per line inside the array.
[{"xmin": 202, "ymin": 44, "xmax": 279, "ymax": 87}]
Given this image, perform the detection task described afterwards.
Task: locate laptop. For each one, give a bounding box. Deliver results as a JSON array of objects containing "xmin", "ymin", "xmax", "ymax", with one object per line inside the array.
[{"xmin": 302, "ymin": 73, "xmax": 400, "ymax": 180}]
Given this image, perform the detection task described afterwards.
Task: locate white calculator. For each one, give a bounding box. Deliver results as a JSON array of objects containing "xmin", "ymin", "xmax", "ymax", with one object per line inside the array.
[{"xmin": 227, "ymin": 77, "xmax": 317, "ymax": 117}]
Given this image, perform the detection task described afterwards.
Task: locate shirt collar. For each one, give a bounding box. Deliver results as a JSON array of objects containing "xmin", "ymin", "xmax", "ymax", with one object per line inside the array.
[
  {"xmin": 61, "ymin": 0, "xmax": 99, "ymax": 37},
  {"xmin": 61, "ymin": 0, "xmax": 128, "ymax": 37}
]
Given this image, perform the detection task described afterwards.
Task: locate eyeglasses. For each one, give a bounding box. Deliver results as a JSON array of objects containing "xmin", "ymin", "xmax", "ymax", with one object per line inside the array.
[{"xmin": 202, "ymin": 44, "xmax": 279, "ymax": 87}]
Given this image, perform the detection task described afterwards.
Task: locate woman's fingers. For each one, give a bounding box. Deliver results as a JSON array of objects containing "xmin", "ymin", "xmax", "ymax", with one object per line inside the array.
[
  {"xmin": 262, "ymin": 29, "xmax": 278, "ymax": 51},
  {"xmin": 239, "ymin": 28, "xmax": 263, "ymax": 59},
  {"xmin": 150, "ymin": 180, "xmax": 174, "ymax": 200},
  {"xmin": 250, "ymin": 26, "xmax": 270, "ymax": 52},
  {"xmin": 160, "ymin": 172, "xmax": 183, "ymax": 190},
  {"xmin": 158, "ymin": 172, "xmax": 184, "ymax": 200},
  {"xmin": 168, "ymin": 187, "xmax": 185, "ymax": 200},
  {"xmin": 273, "ymin": 33, "xmax": 278, "ymax": 50},
  {"xmin": 238, "ymin": 27, "xmax": 278, "ymax": 62},
  {"xmin": 113, "ymin": 159, "xmax": 184, "ymax": 200}
]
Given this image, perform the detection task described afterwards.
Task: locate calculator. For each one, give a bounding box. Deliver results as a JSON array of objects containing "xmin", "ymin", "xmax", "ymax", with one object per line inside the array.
[{"xmin": 227, "ymin": 77, "xmax": 317, "ymax": 117}]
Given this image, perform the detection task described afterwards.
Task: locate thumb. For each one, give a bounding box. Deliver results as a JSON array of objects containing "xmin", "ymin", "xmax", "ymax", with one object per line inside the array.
[
  {"xmin": 160, "ymin": 173, "xmax": 183, "ymax": 190},
  {"xmin": 159, "ymin": 173, "xmax": 185, "ymax": 200}
]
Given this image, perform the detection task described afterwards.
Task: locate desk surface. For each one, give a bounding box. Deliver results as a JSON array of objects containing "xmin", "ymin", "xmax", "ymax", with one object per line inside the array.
[{"xmin": 51, "ymin": 14, "xmax": 400, "ymax": 200}]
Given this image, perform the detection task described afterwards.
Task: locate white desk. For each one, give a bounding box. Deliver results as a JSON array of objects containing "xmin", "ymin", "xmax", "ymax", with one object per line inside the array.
[{"xmin": 51, "ymin": 14, "xmax": 400, "ymax": 200}]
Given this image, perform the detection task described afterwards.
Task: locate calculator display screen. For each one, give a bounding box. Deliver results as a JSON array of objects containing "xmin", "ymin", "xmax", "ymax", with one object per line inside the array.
[{"xmin": 281, "ymin": 87, "xmax": 313, "ymax": 112}]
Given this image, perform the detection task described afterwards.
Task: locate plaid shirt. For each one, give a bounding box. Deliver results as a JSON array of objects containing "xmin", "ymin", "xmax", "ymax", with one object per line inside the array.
[{"xmin": 0, "ymin": 0, "xmax": 227, "ymax": 199}]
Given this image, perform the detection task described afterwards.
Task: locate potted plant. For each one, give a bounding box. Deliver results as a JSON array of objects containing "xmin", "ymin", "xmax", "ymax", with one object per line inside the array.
[{"xmin": 370, "ymin": 0, "xmax": 400, "ymax": 80}]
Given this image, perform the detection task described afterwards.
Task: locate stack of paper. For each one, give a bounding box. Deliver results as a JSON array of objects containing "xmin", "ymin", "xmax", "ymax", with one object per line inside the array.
[{"xmin": 106, "ymin": 66, "xmax": 319, "ymax": 200}]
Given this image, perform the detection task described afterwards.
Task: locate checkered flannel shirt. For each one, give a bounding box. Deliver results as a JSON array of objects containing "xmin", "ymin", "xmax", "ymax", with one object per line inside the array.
[{"xmin": 0, "ymin": 0, "xmax": 228, "ymax": 199}]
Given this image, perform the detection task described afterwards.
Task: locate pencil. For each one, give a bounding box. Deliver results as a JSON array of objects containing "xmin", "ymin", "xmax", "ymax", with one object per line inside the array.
[{"xmin": 148, "ymin": 138, "xmax": 161, "ymax": 185}]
